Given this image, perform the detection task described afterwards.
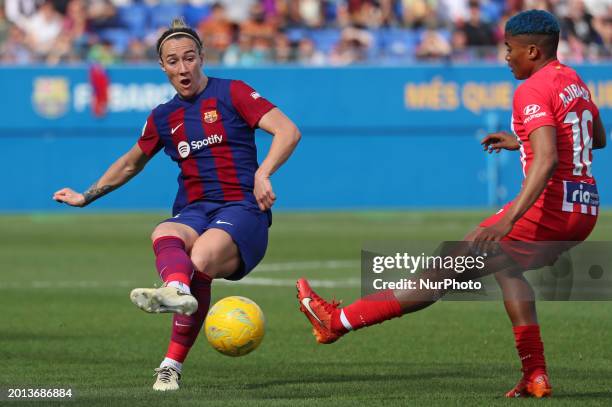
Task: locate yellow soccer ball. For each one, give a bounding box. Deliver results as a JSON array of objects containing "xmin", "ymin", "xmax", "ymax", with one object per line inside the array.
[{"xmin": 204, "ymin": 296, "xmax": 265, "ymax": 357}]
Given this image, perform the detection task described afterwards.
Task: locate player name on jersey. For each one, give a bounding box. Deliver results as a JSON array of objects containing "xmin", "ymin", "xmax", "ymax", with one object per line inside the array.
[{"xmin": 559, "ymin": 83, "xmax": 591, "ymax": 108}]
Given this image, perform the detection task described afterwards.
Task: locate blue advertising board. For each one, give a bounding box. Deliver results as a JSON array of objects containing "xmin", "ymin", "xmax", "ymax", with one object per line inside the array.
[{"xmin": 0, "ymin": 64, "xmax": 610, "ymax": 211}]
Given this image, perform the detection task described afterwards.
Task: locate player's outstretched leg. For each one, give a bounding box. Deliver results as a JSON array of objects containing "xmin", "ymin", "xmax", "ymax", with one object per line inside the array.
[
  {"xmin": 296, "ymin": 278, "xmax": 402, "ymax": 344},
  {"xmin": 297, "ymin": 246, "xmax": 520, "ymax": 344},
  {"xmin": 153, "ymin": 272, "xmax": 212, "ymax": 391},
  {"xmin": 131, "ymin": 235, "xmax": 198, "ymax": 315}
]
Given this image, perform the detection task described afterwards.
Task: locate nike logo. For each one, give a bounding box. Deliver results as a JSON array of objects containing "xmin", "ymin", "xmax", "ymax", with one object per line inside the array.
[
  {"xmin": 301, "ymin": 297, "xmax": 322, "ymax": 325},
  {"xmin": 175, "ymin": 290, "xmax": 190, "ymax": 296},
  {"xmin": 215, "ymin": 220, "xmax": 233, "ymax": 226},
  {"xmin": 174, "ymin": 322, "xmax": 191, "ymax": 327},
  {"xmin": 171, "ymin": 123, "xmax": 183, "ymax": 134}
]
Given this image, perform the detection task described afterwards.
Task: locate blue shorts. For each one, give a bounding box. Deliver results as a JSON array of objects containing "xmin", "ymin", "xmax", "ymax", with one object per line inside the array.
[{"xmin": 163, "ymin": 200, "xmax": 271, "ymax": 281}]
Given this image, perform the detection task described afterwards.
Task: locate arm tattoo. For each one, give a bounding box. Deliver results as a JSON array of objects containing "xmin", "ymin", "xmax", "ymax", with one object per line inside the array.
[{"xmin": 83, "ymin": 182, "xmax": 115, "ymax": 205}]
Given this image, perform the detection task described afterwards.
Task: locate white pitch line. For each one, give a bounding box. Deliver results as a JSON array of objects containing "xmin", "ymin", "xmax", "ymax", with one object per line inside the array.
[
  {"xmin": 0, "ymin": 260, "xmax": 361, "ymax": 290},
  {"xmin": 253, "ymin": 259, "xmax": 359, "ymax": 273},
  {"xmin": 219, "ymin": 277, "xmax": 360, "ymax": 288},
  {"xmin": 0, "ymin": 278, "xmax": 359, "ymax": 290}
]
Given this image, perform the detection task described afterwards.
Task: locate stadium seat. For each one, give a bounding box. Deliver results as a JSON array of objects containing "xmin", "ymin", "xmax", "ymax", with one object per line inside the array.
[
  {"xmin": 366, "ymin": 30, "xmax": 382, "ymax": 60},
  {"xmin": 99, "ymin": 28, "xmax": 132, "ymax": 55},
  {"xmin": 416, "ymin": 28, "xmax": 451, "ymax": 43},
  {"xmin": 482, "ymin": 1, "xmax": 504, "ymax": 22},
  {"xmin": 286, "ymin": 28, "xmax": 306, "ymax": 43},
  {"xmin": 149, "ymin": 3, "xmax": 184, "ymax": 30},
  {"xmin": 324, "ymin": 2, "xmax": 338, "ymax": 24},
  {"xmin": 379, "ymin": 28, "xmax": 418, "ymax": 57},
  {"xmin": 183, "ymin": 4, "xmax": 211, "ymax": 28},
  {"xmin": 310, "ymin": 29, "xmax": 341, "ymax": 54},
  {"xmin": 118, "ymin": 4, "xmax": 148, "ymax": 37}
]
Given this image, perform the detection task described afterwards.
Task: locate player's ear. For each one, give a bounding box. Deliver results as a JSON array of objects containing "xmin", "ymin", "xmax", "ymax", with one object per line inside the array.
[
  {"xmin": 527, "ymin": 44, "xmax": 539, "ymax": 60},
  {"xmin": 159, "ymin": 58, "xmax": 166, "ymax": 72}
]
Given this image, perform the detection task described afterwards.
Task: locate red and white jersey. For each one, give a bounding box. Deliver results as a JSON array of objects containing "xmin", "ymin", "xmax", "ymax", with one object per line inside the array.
[{"xmin": 511, "ymin": 60, "xmax": 600, "ymax": 215}]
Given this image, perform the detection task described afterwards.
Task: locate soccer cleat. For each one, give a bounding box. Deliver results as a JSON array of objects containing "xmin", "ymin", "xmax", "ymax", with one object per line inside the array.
[
  {"xmin": 153, "ymin": 367, "xmax": 181, "ymax": 391},
  {"xmin": 296, "ymin": 278, "xmax": 343, "ymax": 344},
  {"xmin": 130, "ymin": 285, "xmax": 198, "ymax": 315},
  {"xmin": 505, "ymin": 372, "xmax": 552, "ymax": 398}
]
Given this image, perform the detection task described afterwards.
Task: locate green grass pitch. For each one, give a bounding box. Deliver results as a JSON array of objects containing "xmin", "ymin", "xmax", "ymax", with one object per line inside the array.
[{"xmin": 1, "ymin": 211, "xmax": 611, "ymax": 406}]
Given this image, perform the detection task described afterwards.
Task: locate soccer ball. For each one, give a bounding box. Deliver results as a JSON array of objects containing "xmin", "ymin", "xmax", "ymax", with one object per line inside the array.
[{"xmin": 204, "ymin": 296, "xmax": 265, "ymax": 357}]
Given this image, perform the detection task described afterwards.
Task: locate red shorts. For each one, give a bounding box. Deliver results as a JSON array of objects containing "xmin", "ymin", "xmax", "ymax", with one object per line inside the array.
[{"xmin": 479, "ymin": 202, "xmax": 597, "ymax": 268}]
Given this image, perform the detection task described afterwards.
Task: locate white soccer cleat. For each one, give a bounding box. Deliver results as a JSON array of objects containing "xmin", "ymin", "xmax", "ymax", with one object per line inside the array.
[
  {"xmin": 130, "ymin": 286, "xmax": 198, "ymax": 315},
  {"xmin": 153, "ymin": 367, "xmax": 181, "ymax": 391}
]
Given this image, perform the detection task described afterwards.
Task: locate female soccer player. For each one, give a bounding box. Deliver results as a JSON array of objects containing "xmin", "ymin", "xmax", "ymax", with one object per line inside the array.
[
  {"xmin": 297, "ymin": 10, "xmax": 606, "ymax": 398},
  {"xmin": 54, "ymin": 19, "xmax": 300, "ymax": 391}
]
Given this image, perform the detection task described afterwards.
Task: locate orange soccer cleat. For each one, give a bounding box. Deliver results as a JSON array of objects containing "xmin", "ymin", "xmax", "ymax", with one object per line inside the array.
[
  {"xmin": 505, "ymin": 372, "xmax": 552, "ymax": 398},
  {"xmin": 296, "ymin": 278, "xmax": 344, "ymax": 344}
]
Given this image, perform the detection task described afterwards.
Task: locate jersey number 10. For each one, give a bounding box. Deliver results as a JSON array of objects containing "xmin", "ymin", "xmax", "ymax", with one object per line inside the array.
[{"xmin": 564, "ymin": 109, "xmax": 593, "ymax": 177}]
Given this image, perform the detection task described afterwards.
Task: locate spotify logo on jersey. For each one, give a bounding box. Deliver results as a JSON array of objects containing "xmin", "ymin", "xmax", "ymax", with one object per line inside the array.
[
  {"xmin": 177, "ymin": 135, "xmax": 223, "ymax": 158},
  {"xmin": 177, "ymin": 141, "xmax": 190, "ymax": 158}
]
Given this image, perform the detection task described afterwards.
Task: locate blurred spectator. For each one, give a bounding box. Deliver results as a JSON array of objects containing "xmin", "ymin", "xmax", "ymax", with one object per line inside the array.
[
  {"xmin": 240, "ymin": 2, "xmax": 277, "ymax": 38},
  {"xmin": 124, "ymin": 38, "xmax": 149, "ymax": 63},
  {"xmin": 0, "ymin": 0, "xmax": 611, "ymax": 66},
  {"xmin": 402, "ymin": 0, "xmax": 442, "ymax": 29},
  {"xmin": 240, "ymin": 2, "xmax": 277, "ymax": 59},
  {"xmin": 87, "ymin": 0, "xmax": 119, "ymax": 30},
  {"xmin": 461, "ymin": 0, "xmax": 496, "ymax": 47},
  {"xmin": 198, "ymin": 2, "xmax": 234, "ymax": 63},
  {"xmin": 61, "ymin": 0, "xmax": 86, "ymax": 57},
  {"xmin": 46, "ymin": 32, "xmax": 77, "ymax": 64},
  {"xmin": 0, "ymin": 4, "xmax": 10, "ymax": 47},
  {"xmin": 296, "ymin": 36, "xmax": 326, "ymax": 64},
  {"xmin": 22, "ymin": 0, "xmax": 62, "ymax": 57},
  {"xmin": 329, "ymin": 25, "xmax": 372, "ymax": 65},
  {"xmin": 350, "ymin": 0, "xmax": 386, "ymax": 29},
  {"xmin": 598, "ymin": 16, "xmax": 612, "ymax": 57},
  {"xmin": 450, "ymin": 29, "xmax": 472, "ymax": 62},
  {"xmin": 222, "ymin": 32, "xmax": 271, "ymax": 66},
  {"xmin": 87, "ymin": 37, "xmax": 118, "ymax": 65},
  {"xmin": 1, "ymin": 23, "xmax": 33, "ymax": 63},
  {"xmin": 287, "ymin": 0, "xmax": 325, "ymax": 28},
  {"xmin": 4, "ymin": 0, "xmax": 43, "ymax": 28},
  {"xmin": 561, "ymin": 0, "xmax": 602, "ymax": 45},
  {"xmin": 272, "ymin": 31, "xmax": 293, "ymax": 62},
  {"xmin": 62, "ymin": 0, "xmax": 86, "ymax": 39},
  {"xmin": 415, "ymin": 27, "xmax": 451, "ymax": 59},
  {"xmin": 219, "ymin": 0, "xmax": 256, "ymax": 23},
  {"xmin": 439, "ymin": 0, "xmax": 469, "ymax": 23},
  {"xmin": 583, "ymin": 0, "xmax": 612, "ymax": 17}
]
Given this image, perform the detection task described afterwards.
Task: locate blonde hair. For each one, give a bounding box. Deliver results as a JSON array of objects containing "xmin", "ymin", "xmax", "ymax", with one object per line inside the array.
[
  {"xmin": 170, "ymin": 17, "xmax": 188, "ymax": 29},
  {"xmin": 156, "ymin": 17, "xmax": 203, "ymax": 57}
]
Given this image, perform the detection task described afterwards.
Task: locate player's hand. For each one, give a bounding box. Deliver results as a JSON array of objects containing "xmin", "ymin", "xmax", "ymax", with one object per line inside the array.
[
  {"xmin": 53, "ymin": 188, "xmax": 86, "ymax": 207},
  {"xmin": 481, "ymin": 132, "xmax": 520, "ymax": 153},
  {"xmin": 254, "ymin": 170, "xmax": 276, "ymax": 211},
  {"xmin": 471, "ymin": 219, "xmax": 513, "ymax": 256}
]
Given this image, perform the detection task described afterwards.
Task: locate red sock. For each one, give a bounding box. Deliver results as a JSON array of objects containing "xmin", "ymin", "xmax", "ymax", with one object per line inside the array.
[
  {"xmin": 331, "ymin": 290, "xmax": 403, "ymax": 333},
  {"xmin": 513, "ymin": 324, "xmax": 547, "ymax": 378},
  {"xmin": 166, "ymin": 272, "xmax": 212, "ymax": 362},
  {"xmin": 153, "ymin": 236, "xmax": 194, "ymax": 286}
]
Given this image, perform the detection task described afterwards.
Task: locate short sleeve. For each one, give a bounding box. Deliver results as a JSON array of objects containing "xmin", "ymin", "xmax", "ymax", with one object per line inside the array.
[
  {"xmin": 229, "ymin": 80, "xmax": 276, "ymax": 128},
  {"xmin": 137, "ymin": 113, "xmax": 163, "ymax": 157},
  {"xmin": 513, "ymin": 84, "xmax": 556, "ymax": 136}
]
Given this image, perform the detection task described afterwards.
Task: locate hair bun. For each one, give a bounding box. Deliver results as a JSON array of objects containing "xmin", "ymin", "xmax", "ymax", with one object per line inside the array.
[{"xmin": 170, "ymin": 17, "xmax": 188, "ymax": 29}]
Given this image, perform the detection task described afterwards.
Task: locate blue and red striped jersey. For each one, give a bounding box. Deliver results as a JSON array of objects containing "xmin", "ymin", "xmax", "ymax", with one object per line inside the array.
[{"xmin": 138, "ymin": 77, "xmax": 276, "ymax": 214}]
